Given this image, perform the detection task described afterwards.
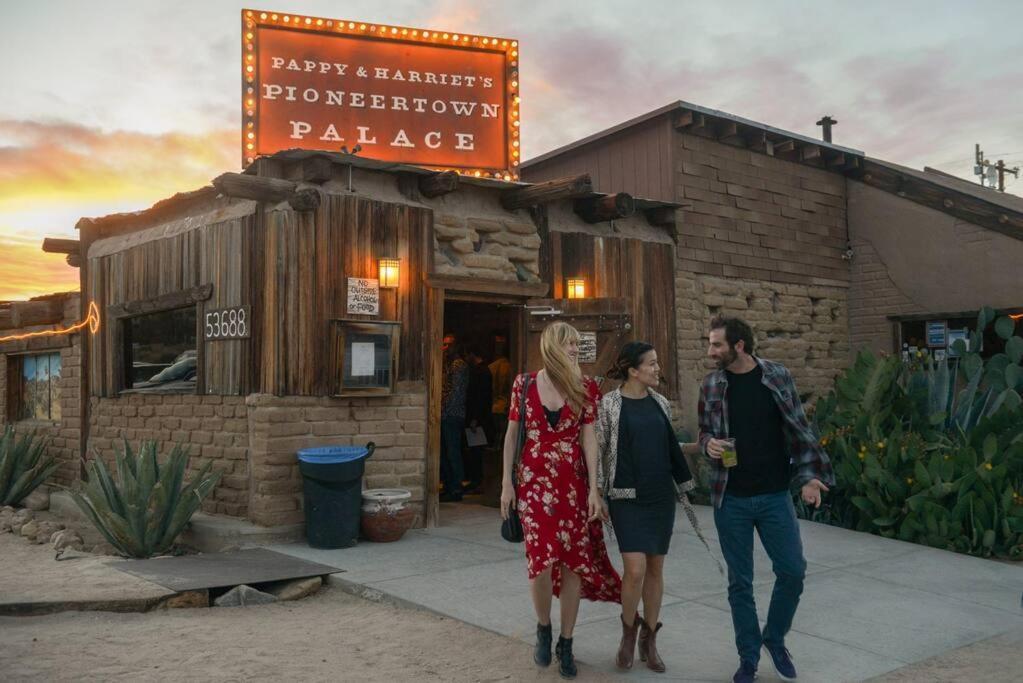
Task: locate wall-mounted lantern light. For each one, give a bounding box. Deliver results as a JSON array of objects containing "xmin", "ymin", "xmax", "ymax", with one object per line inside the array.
[
  {"xmin": 378, "ymin": 258, "xmax": 400, "ymax": 288},
  {"xmin": 566, "ymin": 278, "xmax": 586, "ymax": 299}
]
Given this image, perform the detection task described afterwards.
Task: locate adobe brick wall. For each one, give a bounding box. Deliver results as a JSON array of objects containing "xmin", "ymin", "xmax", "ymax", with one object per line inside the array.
[
  {"xmin": 245, "ymin": 382, "xmax": 427, "ymax": 527},
  {"xmin": 847, "ymin": 182, "xmax": 1023, "ymax": 353},
  {"xmin": 675, "ymin": 133, "xmax": 850, "ymax": 289},
  {"xmin": 0, "ymin": 294, "xmax": 83, "ymax": 488},
  {"xmin": 87, "ymin": 394, "xmax": 250, "ymax": 517},
  {"xmin": 673, "ymin": 132, "xmax": 852, "ymax": 432},
  {"xmin": 675, "ymin": 272, "xmax": 849, "ymax": 431}
]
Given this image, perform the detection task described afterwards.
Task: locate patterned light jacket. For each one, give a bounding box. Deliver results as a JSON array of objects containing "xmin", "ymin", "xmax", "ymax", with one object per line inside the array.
[
  {"xmin": 697, "ymin": 356, "xmax": 835, "ymax": 508},
  {"xmin": 597, "ymin": 387, "xmax": 720, "ymax": 571}
]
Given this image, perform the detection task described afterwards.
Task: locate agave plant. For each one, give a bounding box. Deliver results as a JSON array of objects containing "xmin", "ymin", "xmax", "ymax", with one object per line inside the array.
[
  {"xmin": 0, "ymin": 426, "xmax": 59, "ymax": 506},
  {"xmin": 70, "ymin": 440, "xmax": 221, "ymax": 558}
]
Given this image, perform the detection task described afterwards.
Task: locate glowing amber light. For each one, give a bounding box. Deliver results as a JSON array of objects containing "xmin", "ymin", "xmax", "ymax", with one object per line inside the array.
[
  {"xmin": 378, "ymin": 258, "xmax": 400, "ymax": 288},
  {"xmin": 0, "ymin": 302, "xmax": 101, "ymax": 343},
  {"xmin": 1011, "ymin": 313, "xmax": 1023, "ymax": 320},
  {"xmin": 566, "ymin": 279, "xmax": 586, "ymax": 300}
]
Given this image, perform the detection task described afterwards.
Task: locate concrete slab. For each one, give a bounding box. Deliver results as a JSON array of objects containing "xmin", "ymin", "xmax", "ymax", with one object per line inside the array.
[
  {"xmin": 570, "ymin": 601, "xmax": 908, "ymax": 683},
  {"xmin": 840, "ymin": 546, "xmax": 1023, "ymax": 615},
  {"xmin": 269, "ymin": 502, "xmax": 1023, "ymax": 682},
  {"xmin": 269, "ymin": 529, "xmax": 521, "ymax": 584},
  {"xmin": 694, "ymin": 569, "xmax": 1023, "ymax": 663}
]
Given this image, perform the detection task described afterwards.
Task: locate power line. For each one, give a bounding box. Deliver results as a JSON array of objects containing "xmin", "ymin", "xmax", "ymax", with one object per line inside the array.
[{"xmin": 975, "ymin": 143, "xmax": 1020, "ymax": 192}]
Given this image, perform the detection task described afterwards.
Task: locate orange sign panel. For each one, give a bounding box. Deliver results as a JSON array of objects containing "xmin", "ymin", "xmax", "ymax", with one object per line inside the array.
[{"xmin": 241, "ymin": 10, "xmax": 520, "ymax": 178}]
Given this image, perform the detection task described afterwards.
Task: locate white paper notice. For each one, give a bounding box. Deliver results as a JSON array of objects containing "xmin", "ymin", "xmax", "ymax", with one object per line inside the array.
[
  {"xmin": 347, "ymin": 278, "xmax": 380, "ymax": 315},
  {"xmin": 351, "ymin": 342, "xmax": 376, "ymax": 377},
  {"xmin": 578, "ymin": 332, "xmax": 597, "ymax": 364}
]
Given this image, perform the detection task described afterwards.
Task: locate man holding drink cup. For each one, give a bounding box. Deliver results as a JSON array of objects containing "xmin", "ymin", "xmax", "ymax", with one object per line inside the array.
[{"xmin": 698, "ymin": 317, "xmax": 834, "ymax": 683}]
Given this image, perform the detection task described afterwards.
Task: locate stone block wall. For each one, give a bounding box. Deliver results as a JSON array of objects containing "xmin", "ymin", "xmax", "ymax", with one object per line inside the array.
[
  {"xmin": 87, "ymin": 394, "xmax": 250, "ymax": 517},
  {"xmin": 433, "ymin": 212, "xmax": 542, "ymax": 282},
  {"xmin": 0, "ymin": 294, "xmax": 83, "ymax": 488},
  {"xmin": 245, "ymin": 382, "xmax": 427, "ymax": 527}
]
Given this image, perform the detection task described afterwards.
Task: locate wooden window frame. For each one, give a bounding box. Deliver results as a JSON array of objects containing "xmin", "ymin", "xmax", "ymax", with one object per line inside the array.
[
  {"xmin": 5, "ymin": 350, "xmax": 63, "ymax": 424},
  {"xmin": 109, "ymin": 284, "xmax": 212, "ymax": 396},
  {"xmin": 332, "ymin": 319, "xmax": 401, "ymax": 397}
]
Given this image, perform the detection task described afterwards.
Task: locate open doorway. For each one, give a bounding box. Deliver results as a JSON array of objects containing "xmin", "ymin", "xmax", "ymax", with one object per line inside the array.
[{"xmin": 438, "ymin": 299, "xmax": 521, "ymax": 515}]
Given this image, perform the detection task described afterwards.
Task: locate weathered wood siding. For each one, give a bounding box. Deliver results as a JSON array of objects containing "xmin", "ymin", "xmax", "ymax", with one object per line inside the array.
[
  {"xmin": 88, "ymin": 195, "xmax": 433, "ymax": 398},
  {"xmin": 540, "ymin": 231, "xmax": 678, "ymax": 397}
]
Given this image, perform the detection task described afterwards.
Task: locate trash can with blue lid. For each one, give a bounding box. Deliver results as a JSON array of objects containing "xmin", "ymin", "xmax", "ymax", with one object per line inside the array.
[{"xmin": 298, "ymin": 443, "xmax": 375, "ymax": 548}]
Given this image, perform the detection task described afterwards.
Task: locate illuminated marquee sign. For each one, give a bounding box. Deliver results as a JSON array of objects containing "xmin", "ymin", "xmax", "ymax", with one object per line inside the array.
[{"xmin": 241, "ymin": 9, "xmax": 521, "ymax": 179}]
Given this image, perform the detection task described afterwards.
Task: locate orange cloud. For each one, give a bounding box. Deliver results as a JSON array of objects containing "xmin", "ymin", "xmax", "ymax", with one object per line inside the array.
[
  {"xmin": 0, "ymin": 234, "xmax": 78, "ymax": 301},
  {"xmin": 0, "ymin": 120, "xmax": 238, "ymax": 301}
]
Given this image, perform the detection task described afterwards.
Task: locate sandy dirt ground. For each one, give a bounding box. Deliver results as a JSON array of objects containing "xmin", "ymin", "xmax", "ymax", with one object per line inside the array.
[
  {"xmin": 866, "ymin": 628, "xmax": 1023, "ymax": 683},
  {"xmin": 1, "ymin": 585, "xmax": 618, "ymax": 682}
]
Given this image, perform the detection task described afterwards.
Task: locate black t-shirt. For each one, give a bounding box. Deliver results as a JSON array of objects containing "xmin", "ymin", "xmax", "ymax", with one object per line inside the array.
[
  {"xmin": 725, "ymin": 365, "xmax": 790, "ymax": 497},
  {"xmin": 613, "ymin": 395, "xmax": 676, "ymax": 503}
]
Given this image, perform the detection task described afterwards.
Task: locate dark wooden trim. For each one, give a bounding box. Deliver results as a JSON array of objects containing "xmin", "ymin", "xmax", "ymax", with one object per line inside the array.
[
  {"xmin": 419, "ymin": 171, "xmax": 459, "ymax": 199},
  {"xmin": 426, "ymin": 275, "xmax": 549, "ymax": 297},
  {"xmin": 0, "ymin": 335, "xmax": 72, "ymax": 355},
  {"xmin": 107, "ymin": 284, "xmax": 213, "ymax": 319},
  {"xmin": 500, "ymin": 174, "xmax": 593, "ymax": 210},
  {"xmin": 856, "ymin": 160, "xmax": 1023, "ymax": 242},
  {"xmin": 425, "ymin": 286, "xmax": 443, "ymax": 528},
  {"xmin": 573, "ymin": 193, "xmax": 635, "ymax": 223},
  {"xmin": 42, "ymin": 238, "xmax": 80, "ymax": 255}
]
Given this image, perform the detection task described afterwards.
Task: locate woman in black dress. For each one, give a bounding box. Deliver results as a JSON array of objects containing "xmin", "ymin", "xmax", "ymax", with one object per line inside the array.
[{"xmin": 597, "ymin": 341, "xmax": 703, "ymax": 673}]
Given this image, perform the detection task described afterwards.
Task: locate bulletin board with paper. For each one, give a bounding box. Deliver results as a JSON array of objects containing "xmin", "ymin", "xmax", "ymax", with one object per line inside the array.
[{"xmin": 333, "ymin": 320, "xmax": 401, "ymax": 395}]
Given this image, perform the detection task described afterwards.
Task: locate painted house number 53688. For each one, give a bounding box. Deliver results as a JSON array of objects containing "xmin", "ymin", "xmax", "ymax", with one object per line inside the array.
[{"xmin": 204, "ymin": 306, "xmax": 250, "ymax": 340}]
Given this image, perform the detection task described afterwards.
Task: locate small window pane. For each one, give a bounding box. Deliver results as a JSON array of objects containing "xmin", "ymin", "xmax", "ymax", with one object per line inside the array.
[
  {"xmin": 34, "ymin": 355, "xmax": 50, "ymax": 420},
  {"xmin": 128, "ymin": 307, "xmax": 197, "ymax": 391}
]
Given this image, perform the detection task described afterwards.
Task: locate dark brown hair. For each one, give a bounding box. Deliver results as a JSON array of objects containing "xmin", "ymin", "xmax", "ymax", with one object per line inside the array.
[
  {"xmin": 606, "ymin": 341, "xmax": 655, "ymax": 380},
  {"xmin": 708, "ymin": 316, "xmax": 756, "ymax": 355}
]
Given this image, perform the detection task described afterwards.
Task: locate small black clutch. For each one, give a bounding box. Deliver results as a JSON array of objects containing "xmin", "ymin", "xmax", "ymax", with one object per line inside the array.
[{"xmin": 501, "ymin": 507, "xmax": 524, "ymax": 543}]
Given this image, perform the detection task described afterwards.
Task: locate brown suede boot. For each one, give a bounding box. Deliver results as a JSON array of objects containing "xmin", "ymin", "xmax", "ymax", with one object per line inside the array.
[
  {"xmin": 638, "ymin": 618, "xmax": 666, "ymax": 673},
  {"xmin": 616, "ymin": 613, "xmax": 641, "ymax": 669}
]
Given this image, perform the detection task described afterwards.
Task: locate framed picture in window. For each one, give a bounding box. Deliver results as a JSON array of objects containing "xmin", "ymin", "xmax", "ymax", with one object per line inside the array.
[{"xmin": 333, "ymin": 320, "xmax": 400, "ymax": 396}]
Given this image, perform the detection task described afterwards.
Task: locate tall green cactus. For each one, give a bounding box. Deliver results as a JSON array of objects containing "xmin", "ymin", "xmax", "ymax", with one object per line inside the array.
[{"xmin": 70, "ymin": 440, "xmax": 221, "ymax": 558}]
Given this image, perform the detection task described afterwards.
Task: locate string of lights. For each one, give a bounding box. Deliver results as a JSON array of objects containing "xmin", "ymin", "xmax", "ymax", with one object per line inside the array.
[{"xmin": 0, "ymin": 301, "xmax": 100, "ymax": 343}]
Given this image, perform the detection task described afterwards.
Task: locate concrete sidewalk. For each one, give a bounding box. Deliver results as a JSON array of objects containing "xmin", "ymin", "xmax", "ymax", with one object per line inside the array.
[{"xmin": 272, "ymin": 503, "xmax": 1023, "ymax": 682}]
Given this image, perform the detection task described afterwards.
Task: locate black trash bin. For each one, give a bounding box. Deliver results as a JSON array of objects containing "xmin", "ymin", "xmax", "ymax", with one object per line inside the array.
[{"xmin": 298, "ymin": 443, "xmax": 375, "ymax": 549}]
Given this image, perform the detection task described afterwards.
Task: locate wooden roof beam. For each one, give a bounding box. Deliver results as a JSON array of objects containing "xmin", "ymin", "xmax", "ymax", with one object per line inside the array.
[
  {"xmin": 419, "ymin": 170, "xmax": 459, "ymax": 199},
  {"xmin": 42, "ymin": 238, "xmax": 80, "ymax": 255},
  {"xmin": 801, "ymin": 144, "xmax": 822, "ymax": 161},
  {"xmin": 773, "ymin": 139, "xmax": 795, "ymax": 154},
  {"xmin": 574, "ymin": 193, "xmax": 635, "ymax": 223},
  {"xmin": 501, "ymin": 174, "xmax": 593, "ymax": 211},
  {"xmin": 213, "ymin": 172, "xmax": 320, "ymax": 212},
  {"xmin": 645, "ymin": 206, "xmax": 678, "ymax": 228}
]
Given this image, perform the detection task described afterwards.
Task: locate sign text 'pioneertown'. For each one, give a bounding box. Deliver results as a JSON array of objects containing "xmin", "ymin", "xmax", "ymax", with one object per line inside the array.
[{"xmin": 242, "ymin": 10, "xmax": 521, "ymax": 178}]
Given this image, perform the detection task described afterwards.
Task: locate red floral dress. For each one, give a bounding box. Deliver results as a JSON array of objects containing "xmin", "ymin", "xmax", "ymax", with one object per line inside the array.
[{"xmin": 509, "ymin": 372, "xmax": 621, "ymax": 603}]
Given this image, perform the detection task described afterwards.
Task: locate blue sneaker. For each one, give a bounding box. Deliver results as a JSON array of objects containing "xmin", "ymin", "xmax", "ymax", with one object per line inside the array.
[
  {"xmin": 764, "ymin": 644, "xmax": 797, "ymax": 681},
  {"xmin": 732, "ymin": 660, "xmax": 757, "ymax": 683}
]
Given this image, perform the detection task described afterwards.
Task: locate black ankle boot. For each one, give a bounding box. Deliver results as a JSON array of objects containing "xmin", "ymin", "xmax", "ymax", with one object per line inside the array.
[
  {"xmin": 555, "ymin": 635, "xmax": 577, "ymax": 679},
  {"xmin": 534, "ymin": 622, "xmax": 552, "ymax": 667}
]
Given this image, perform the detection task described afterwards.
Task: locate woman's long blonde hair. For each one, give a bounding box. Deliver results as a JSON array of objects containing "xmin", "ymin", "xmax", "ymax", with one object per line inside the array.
[{"xmin": 540, "ymin": 321, "xmax": 587, "ymax": 414}]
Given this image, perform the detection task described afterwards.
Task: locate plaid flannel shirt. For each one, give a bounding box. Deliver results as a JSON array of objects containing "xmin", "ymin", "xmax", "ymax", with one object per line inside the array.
[{"xmin": 697, "ymin": 356, "xmax": 835, "ymax": 508}]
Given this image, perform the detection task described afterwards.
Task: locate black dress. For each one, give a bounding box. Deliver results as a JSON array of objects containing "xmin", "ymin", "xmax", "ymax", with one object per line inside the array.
[{"xmin": 608, "ymin": 394, "xmax": 677, "ymax": 555}]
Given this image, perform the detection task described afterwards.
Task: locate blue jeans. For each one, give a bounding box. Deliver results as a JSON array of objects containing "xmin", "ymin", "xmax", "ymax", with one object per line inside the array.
[
  {"xmin": 440, "ymin": 417, "xmax": 465, "ymax": 497},
  {"xmin": 714, "ymin": 491, "xmax": 806, "ymax": 666}
]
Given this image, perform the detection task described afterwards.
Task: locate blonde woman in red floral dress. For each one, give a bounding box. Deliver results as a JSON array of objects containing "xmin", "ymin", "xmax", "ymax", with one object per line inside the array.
[{"xmin": 500, "ymin": 321, "xmax": 622, "ymax": 679}]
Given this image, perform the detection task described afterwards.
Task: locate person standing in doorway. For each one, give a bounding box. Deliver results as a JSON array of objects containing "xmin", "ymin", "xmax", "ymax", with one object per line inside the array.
[
  {"xmin": 489, "ymin": 333, "xmax": 513, "ymax": 445},
  {"xmin": 500, "ymin": 321, "xmax": 621, "ymax": 679},
  {"xmin": 698, "ymin": 316, "xmax": 834, "ymax": 683},
  {"xmin": 597, "ymin": 341, "xmax": 710, "ymax": 674},
  {"xmin": 464, "ymin": 345, "xmax": 494, "ymax": 493},
  {"xmin": 441, "ymin": 334, "xmax": 469, "ymax": 503}
]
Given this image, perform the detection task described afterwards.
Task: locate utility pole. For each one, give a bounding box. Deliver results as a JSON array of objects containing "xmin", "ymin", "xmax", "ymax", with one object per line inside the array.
[{"xmin": 975, "ymin": 144, "xmax": 1019, "ymax": 191}]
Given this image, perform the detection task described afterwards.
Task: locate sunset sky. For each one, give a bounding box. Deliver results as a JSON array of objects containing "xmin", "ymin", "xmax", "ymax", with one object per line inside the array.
[{"xmin": 2, "ymin": 0, "xmax": 1021, "ymax": 300}]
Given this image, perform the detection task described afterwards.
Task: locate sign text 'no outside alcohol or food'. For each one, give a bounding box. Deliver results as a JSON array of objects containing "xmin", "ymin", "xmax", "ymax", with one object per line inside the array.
[{"xmin": 242, "ymin": 10, "xmax": 521, "ymax": 178}]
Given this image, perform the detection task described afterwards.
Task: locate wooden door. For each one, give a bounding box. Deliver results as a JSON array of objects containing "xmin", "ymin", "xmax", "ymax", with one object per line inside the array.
[{"xmin": 521, "ymin": 297, "xmax": 632, "ymax": 393}]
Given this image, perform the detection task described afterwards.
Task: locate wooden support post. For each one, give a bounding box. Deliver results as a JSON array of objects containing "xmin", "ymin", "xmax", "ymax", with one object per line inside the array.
[
  {"xmin": 42, "ymin": 238, "xmax": 80, "ymax": 255},
  {"xmin": 573, "ymin": 193, "xmax": 635, "ymax": 223},
  {"xmin": 418, "ymin": 170, "xmax": 459, "ymax": 199},
  {"xmin": 500, "ymin": 174, "xmax": 593, "ymax": 210}
]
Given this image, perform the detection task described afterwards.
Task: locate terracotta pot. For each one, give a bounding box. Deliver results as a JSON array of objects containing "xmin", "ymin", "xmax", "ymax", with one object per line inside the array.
[{"xmin": 360, "ymin": 489, "xmax": 414, "ymax": 543}]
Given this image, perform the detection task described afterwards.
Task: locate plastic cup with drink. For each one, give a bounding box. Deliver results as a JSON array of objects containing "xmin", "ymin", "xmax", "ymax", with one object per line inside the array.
[{"xmin": 721, "ymin": 438, "xmax": 738, "ymax": 468}]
